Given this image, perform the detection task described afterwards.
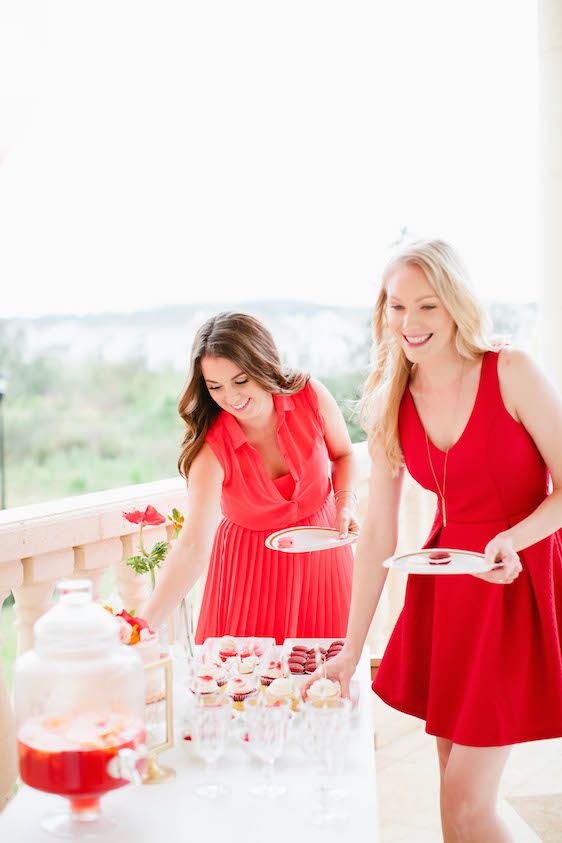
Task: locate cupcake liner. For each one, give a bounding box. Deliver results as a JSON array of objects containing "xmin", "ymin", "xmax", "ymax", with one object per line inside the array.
[{"xmin": 229, "ymin": 688, "xmax": 257, "ymax": 702}]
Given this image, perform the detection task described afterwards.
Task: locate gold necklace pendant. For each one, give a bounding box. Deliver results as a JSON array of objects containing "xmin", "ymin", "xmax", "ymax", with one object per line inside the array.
[
  {"xmin": 420, "ymin": 357, "xmax": 466, "ymax": 530},
  {"xmin": 425, "ymin": 431, "xmax": 448, "ymax": 527}
]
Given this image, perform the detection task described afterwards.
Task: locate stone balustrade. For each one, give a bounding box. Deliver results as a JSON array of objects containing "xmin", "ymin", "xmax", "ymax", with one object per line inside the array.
[{"xmin": 0, "ymin": 442, "xmax": 436, "ymax": 809}]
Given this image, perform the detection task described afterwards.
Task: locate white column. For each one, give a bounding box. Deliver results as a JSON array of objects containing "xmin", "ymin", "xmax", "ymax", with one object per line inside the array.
[
  {"xmin": 0, "ymin": 587, "xmax": 18, "ymax": 812},
  {"xmin": 538, "ymin": 0, "xmax": 562, "ymax": 389}
]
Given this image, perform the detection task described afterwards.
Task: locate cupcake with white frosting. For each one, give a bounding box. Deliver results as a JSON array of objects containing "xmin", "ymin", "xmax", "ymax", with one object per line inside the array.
[
  {"xmin": 237, "ymin": 655, "xmax": 260, "ymax": 676},
  {"xmin": 306, "ymin": 677, "xmax": 341, "ymax": 707},
  {"xmin": 190, "ymin": 674, "xmax": 220, "ymax": 697},
  {"xmin": 264, "ymin": 676, "xmax": 299, "ymax": 710},
  {"xmin": 198, "ymin": 661, "xmax": 227, "ymax": 687}
]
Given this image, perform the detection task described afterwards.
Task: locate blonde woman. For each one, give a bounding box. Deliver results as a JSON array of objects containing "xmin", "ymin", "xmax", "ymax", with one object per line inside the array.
[
  {"xmin": 305, "ymin": 240, "xmax": 562, "ymax": 842},
  {"xmin": 144, "ymin": 312, "xmax": 358, "ymax": 643}
]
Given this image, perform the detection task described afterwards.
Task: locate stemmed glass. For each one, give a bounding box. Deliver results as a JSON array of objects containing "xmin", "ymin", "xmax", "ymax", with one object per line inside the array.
[
  {"xmin": 247, "ymin": 701, "xmax": 290, "ymax": 798},
  {"xmin": 303, "ymin": 698, "xmax": 352, "ymax": 825},
  {"xmin": 190, "ymin": 697, "xmax": 231, "ymax": 799}
]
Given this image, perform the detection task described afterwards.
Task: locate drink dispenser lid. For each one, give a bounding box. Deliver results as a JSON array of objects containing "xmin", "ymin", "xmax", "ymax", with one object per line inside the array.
[{"xmin": 34, "ymin": 579, "xmax": 120, "ymax": 652}]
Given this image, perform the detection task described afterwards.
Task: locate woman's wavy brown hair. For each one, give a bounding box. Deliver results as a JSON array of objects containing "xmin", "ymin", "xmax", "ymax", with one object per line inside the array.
[{"xmin": 177, "ymin": 312, "xmax": 308, "ymax": 479}]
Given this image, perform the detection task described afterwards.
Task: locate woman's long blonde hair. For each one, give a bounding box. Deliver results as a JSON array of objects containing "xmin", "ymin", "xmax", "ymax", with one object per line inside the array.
[
  {"xmin": 359, "ymin": 239, "xmax": 495, "ymax": 474},
  {"xmin": 177, "ymin": 312, "xmax": 308, "ymax": 479}
]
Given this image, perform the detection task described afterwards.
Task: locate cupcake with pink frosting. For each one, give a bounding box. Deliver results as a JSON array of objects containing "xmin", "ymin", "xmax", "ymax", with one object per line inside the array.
[
  {"xmin": 190, "ymin": 674, "xmax": 220, "ymax": 697},
  {"xmin": 225, "ymin": 676, "xmax": 258, "ymax": 709},
  {"xmin": 259, "ymin": 659, "xmax": 286, "ymax": 687}
]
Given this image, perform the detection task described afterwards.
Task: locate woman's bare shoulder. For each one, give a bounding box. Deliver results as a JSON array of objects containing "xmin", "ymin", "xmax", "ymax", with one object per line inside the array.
[{"xmin": 190, "ymin": 443, "xmax": 224, "ymax": 483}]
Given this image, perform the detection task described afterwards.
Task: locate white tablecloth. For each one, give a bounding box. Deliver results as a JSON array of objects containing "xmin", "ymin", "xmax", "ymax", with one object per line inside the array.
[{"xmin": 0, "ymin": 647, "xmax": 379, "ymax": 842}]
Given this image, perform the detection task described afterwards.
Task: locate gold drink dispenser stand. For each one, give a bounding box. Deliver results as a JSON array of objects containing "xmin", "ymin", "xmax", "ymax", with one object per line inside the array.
[{"xmin": 142, "ymin": 652, "xmax": 175, "ymax": 784}]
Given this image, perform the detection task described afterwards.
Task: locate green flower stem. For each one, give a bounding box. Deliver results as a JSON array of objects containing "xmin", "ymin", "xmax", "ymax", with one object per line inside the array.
[
  {"xmin": 138, "ymin": 525, "xmax": 148, "ymax": 558},
  {"xmin": 138, "ymin": 525, "xmax": 157, "ymax": 591}
]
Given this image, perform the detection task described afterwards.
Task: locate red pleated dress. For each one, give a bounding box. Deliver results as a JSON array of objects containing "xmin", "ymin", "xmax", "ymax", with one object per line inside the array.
[
  {"xmin": 195, "ymin": 380, "xmax": 354, "ymax": 644},
  {"xmin": 373, "ymin": 351, "xmax": 562, "ymax": 746}
]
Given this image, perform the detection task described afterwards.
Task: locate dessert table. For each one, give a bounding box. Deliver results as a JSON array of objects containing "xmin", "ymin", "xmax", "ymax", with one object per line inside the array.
[{"xmin": 0, "ymin": 646, "xmax": 379, "ymax": 842}]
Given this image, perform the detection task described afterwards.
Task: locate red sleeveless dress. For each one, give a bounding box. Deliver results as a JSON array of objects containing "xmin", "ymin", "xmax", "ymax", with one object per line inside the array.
[
  {"xmin": 373, "ymin": 351, "xmax": 562, "ymax": 746},
  {"xmin": 195, "ymin": 380, "xmax": 353, "ymax": 644}
]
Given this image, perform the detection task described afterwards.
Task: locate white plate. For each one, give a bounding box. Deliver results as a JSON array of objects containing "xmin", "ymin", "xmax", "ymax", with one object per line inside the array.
[
  {"xmin": 265, "ymin": 526, "xmax": 358, "ymax": 553},
  {"xmin": 383, "ymin": 547, "xmax": 504, "ymax": 575}
]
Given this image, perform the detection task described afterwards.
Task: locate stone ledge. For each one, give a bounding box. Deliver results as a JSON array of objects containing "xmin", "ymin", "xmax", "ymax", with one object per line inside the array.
[{"xmin": 0, "ymin": 478, "xmax": 188, "ymax": 565}]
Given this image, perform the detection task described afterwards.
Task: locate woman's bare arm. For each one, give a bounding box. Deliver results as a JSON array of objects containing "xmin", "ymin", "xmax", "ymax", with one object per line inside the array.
[
  {"xmin": 310, "ymin": 378, "xmax": 359, "ymax": 535},
  {"xmin": 344, "ymin": 440, "xmax": 404, "ymax": 664},
  {"xmin": 143, "ymin": 444, "xmax": 223, "ymax": 628},
  {"xmin": 497, "ymin": 348, "xmax": 562, "ymax": 551}
]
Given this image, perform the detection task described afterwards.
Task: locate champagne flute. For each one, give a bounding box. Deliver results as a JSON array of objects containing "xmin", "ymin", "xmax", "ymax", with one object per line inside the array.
[
  {"xmin": 247, "ymin": 702, "xmax": 290, "ymax": 798},
  {"xmin": 303, "ymin": 698, "xmax": 352, "ymax": 825},
  {"xmin": 190, "ymin": 697, "xmax": 231, "ymax": 799}
]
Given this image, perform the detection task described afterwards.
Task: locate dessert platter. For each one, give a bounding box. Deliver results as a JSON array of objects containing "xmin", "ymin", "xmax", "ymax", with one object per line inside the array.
[
  {"xmin": 185, "ymin": 635, "xmax": 352, "ymax": 717},
  {"xmin": 265, "ymin": 526, "xmax": 358, "ymax": 553},
  {"xmin": 383, "ymin": 547, "xmax": 504, "ymax": 575}
]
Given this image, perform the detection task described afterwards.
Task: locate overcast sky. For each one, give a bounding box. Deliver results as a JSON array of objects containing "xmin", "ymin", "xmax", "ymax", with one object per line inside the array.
[{"xmin": 0, "ymin": 0, "xmax": 539, "ymax": 318}]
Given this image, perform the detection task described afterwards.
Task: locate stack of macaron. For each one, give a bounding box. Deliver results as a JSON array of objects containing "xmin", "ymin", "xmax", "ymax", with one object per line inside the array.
[
  {"xmin": 287, "ymin": 640, "xmax": 345, "ymax": 674},
  {"xmin": 427, "ymin": 550, "xmax": 452, "ymax": 565},
  {"xmin": 277, "ymin": 535, "xmax": 295, "ymax": 549}
]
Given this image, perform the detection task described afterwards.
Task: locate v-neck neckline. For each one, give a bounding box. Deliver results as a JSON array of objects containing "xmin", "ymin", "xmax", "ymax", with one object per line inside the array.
[
  {"xmin": 407, "ymin": 353, "xmax": 486, "ymax": 456},
  {"xmin": 224, "ymin": 393, "xmax": 297, "ymax": 499}
]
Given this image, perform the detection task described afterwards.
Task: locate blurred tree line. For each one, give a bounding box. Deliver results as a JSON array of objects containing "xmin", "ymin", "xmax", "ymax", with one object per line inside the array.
[
  {"xmin": 0, "ymin": 325, "xmax": 366, "ymax": 508},
  {"xmin": 0, "ymin": 295, "xmax": 534, "ymax": 508}
]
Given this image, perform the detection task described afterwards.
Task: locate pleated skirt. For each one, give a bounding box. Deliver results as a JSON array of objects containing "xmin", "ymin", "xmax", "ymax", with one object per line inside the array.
[{"xmin": 195, "ymin": 496, "xmax": 353, "ymax": 644}]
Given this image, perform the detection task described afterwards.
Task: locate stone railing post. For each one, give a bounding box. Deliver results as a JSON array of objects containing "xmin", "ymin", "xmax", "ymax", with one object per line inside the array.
[
  {"xmin": 0, "ymin": 563, "xmax": 21, "ymax": 811},
  {"xmin": 73, "ymin": 539, "xmax": 123, "ymax": 601},
  {"xmin": 13, "ymin": 550, "xmax": 74, "ymax": 654}
]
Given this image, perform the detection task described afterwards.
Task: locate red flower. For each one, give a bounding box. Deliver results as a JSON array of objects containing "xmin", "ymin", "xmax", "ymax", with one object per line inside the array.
[
  {"xmin": 117, "ymin": 610, "xmax": 150, "ymax": 632},
  {"xmin": 122, "ymin": 505, "xmax": 166, "ymax": 527}
]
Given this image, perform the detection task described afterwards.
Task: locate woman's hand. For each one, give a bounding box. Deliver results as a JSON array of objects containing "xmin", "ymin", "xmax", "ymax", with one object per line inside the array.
[
  {"xmin": 472, "ymin": 532, "xmax": 522, "ymax": 584},
  {"xmin": 301, "ymin": 647, "xmax": 358, "ymax": 699},
  {"xmin": 335, "ymin": 502, "xmax": 360, "ymax": 539}
]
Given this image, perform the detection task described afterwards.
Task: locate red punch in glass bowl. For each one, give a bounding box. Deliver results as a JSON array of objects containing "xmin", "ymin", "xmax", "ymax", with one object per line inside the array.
[{"xmin": 14, "ymin": 580, "xmax": 147, "ymax": 838}]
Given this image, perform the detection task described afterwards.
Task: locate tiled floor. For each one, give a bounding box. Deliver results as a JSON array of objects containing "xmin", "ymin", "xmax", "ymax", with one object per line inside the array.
[{"xmin": 373, "ymin": 695, "xmax": 562, "ymax": 842}]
